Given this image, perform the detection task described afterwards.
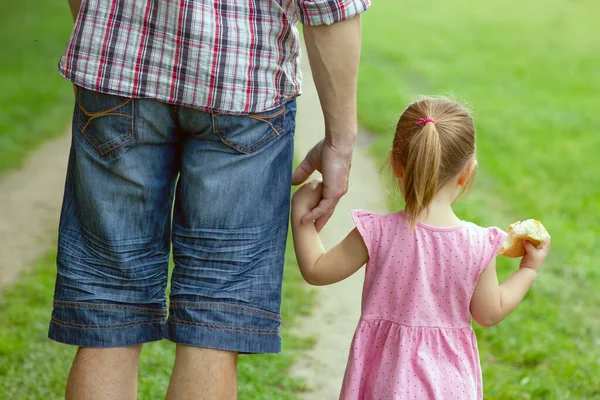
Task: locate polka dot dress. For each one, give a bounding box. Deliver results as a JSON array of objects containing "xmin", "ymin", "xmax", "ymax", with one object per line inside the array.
[{"xmin": 339, "ymin": 210, "xmax": 506, "ymax": 400}]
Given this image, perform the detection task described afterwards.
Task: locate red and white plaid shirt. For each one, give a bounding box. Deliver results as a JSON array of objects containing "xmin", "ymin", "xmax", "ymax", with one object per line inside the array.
[{"xmin": 59, "ymin": 0, "xmax": 370, "ymax": 114}]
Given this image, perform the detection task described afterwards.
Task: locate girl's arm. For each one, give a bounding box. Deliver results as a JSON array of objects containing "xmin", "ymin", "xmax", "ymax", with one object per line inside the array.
[
  {"xmin": 291, "ymin": 180, "xmax": 369, "ymax": 286},
  {"xmin": 470, "ymin": 239, "xmax": 550, "ymax": 327}
]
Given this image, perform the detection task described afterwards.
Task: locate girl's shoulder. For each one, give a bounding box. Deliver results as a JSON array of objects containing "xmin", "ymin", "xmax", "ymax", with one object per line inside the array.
[
  {"xmin": 461, "ymin": 221, "xmax": 507, "ymax": 242},
  {"xmin": 351, "ymin": 209, "xmax": 402, "ymax": 223},
  {"xmin": 351, "ymin": 209, "xmax": 407, "ymax": 233},
  {"xmin": 460, "ymin": 221, "xmax": 508, "ymax": 268},
  {"xmin": 350, "ymin": 209, "xmax": 403, "ymax": 255}
]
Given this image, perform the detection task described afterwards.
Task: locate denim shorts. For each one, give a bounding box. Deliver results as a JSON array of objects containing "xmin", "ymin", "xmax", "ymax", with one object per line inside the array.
[{"xmin": 48, "ymin": 87, "xmax": 296, "ymax": 353}]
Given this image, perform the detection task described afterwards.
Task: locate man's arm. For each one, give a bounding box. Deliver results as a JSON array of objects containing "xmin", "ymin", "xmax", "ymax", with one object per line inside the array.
[
  {"xmin": 303, "ymin": 16, "xmax": 361, "ymax": 150},
  {"xmin": 292, "ymin": 14, "xmax": 363, "ymax": 231},
  {"xmin": 68, "ymin": 0, "xmax": 82, "ymax": 21}
]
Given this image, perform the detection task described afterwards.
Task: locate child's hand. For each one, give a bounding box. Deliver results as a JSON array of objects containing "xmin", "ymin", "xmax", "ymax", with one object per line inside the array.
[
  {"xmin": 292, "ymin": 179, "xmax": 324, "ymax": 219},
  {"xmin": 519, "ymin": 239, "xmax": 551, "ymax": 273}
]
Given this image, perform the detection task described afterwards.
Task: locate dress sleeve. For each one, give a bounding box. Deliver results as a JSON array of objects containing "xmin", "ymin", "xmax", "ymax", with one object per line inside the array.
[
  {"xmin": 351, "ymin": 209, "xmax": 378, "ymax": 257},
  {"xmin": 480, "ymin": 227, "xmax": 508, "ymax": 272}
]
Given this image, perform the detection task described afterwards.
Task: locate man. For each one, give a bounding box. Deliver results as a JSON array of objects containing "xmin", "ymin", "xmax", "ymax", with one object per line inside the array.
[{"xmin": 51, "ymin": 0, "xmax": 369, "ymax": 398}]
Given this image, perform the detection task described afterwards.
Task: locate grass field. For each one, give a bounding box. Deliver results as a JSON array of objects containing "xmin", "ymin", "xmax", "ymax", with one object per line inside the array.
[
  {"xmin": 2, "ymin": 0, "xmax": 599, "ymax": 398},
  {"xmin": 0, "ymin": 237, "xmax": 314, "ymax": 399},
  {"xmin": 0, "ymin": 1, "xmax": 74, "ymax": 172},
  {"xmin": 358, "ymin": 0, "xmax": 600, "ymax": 398}
]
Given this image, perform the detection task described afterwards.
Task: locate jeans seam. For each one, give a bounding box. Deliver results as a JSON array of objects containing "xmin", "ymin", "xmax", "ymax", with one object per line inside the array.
[
  {"xmin": 169, "ymin": 302, "xmax": 280, "ymax": 321},
  {"xmin": 76, "ymin": 91, "xmax": 136, "ymax": 157},
  {"xmin": 79, "ymin": 113, "xmax": 133, "ymax": 135},
  {"xmin": 79, "ymin": 97, "xmax": 133, "ymax": 117},
  {"xmin": 169, "ymin": 319, "xmax": 278, "ymax": 334},
  {"xmin": 211, "ymin": 103, "xmax": 286, "ymax": 154},
  {"xmin": 214, "ymin": 124, "xmax": 275, "ymax": 154},
  {"xmin": 248, "ymin": 106, "xmax": 286, "ymax": 120},
  {"xmin": 53, "ymin": 301, "xmax": 166, "ymax": 315},
  {"xmin": 246, "ymin": 106, "xmax": 286, "ymax": 137},
  {"xmin": 79, "ymin": 121, "xmax": 135, "ymax": 157},
  {"xmin": 171, "ymin": 221, "xmax": 272, "ymax": 234},
  {"xmin": 51, "ymin": 317, "xmax": 164, "ymax": 330}
]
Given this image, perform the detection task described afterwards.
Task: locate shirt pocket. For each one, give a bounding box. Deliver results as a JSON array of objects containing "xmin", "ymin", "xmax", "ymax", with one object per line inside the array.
[
  {"xmin": 212, "ymin": 103, "xmax": 287, "ymax": 154},
  {"xmin": 76, "ymin": 87, "xmax": 136, "ymax": 160}
]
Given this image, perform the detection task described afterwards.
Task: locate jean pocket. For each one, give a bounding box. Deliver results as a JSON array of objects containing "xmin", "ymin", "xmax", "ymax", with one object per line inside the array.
[
  {"xmin": 212, "ymin": 104, "xmax": 286, "ymax": 154},
  {"xmin": 76, "ymin": 87, "xmax": 136, "ymax": 159}
]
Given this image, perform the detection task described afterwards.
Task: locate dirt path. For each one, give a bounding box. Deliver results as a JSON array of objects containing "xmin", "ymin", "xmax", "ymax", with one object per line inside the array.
[
  {"xmin": 291, "ymin": 52, "xmax": 388, "ymax": 398},
  {"xmin": 0, "ymin": 134, "xmax": 70, "ymax": 288}
]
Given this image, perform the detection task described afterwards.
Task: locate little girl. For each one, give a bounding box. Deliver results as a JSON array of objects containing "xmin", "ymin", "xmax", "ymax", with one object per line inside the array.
[{"xmin": 291, "ymin": 97, "xmax": 550, "ymax": 399}]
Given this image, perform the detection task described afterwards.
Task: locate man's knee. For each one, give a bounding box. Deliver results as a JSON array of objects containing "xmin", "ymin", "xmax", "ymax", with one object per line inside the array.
[
  {"xmin": 175, "ymin": 344, "xmax": 238, "ymax": 364},
  {"xmin": 74, "ymin": 345, "xmax": 143, "ymax": 365}
]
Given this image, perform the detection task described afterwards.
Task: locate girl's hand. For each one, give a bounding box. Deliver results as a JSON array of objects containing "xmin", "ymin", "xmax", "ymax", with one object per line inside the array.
[
  {"xmin": 519, "ymin": 239, "xmax": 551, "ymax": 273},
  {"xmin": 292, "ymin": 179, "xmax": 324, "ymax": 219}
]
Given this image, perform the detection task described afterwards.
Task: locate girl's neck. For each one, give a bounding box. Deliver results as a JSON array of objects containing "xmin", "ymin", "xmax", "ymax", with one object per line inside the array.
[
  {"xmin": 414, "ymin": 185, "xmax": 462, "ymax": 228},
  {"xmin": 416, "ymin": 202, "xmax": 462, "ymax": 228}
]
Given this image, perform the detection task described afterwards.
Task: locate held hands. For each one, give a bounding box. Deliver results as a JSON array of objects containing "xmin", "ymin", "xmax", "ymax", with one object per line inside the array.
[
  {"xmin": 292, "ymin": 139, "xmax": 353, "ymax": 232},
  {"xmin": 520, "ymin": 239, "xmax": 551, "ymax": 273},
  {"xmin": 292, "ymin": 179, "xmax": 324, "ymax": 221}
]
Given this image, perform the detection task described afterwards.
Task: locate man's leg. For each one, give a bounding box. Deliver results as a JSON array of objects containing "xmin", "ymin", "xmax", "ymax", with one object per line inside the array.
[
  {"xmin": 166, "ymin": 346, "xmax": 237, "ymax": 400},
  {"xmin": 164, "ymin": 101, "xmax": 297, "ymax": 397},
  {"xmin": 49, "ymin": 89, "xmax": 179, "ymax": 399},
  {"xmin": 66, "ymin": 346, "xmax": 142, "ymax": 400}
]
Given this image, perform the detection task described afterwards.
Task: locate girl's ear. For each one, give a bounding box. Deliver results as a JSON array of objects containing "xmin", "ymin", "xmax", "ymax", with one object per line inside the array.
[
  {"xmin": 458, "ymin": 159, "xmax": 477, "ymax": 186},
  {"xmin": 389, "ymin": 150, "xmax": 404, "ymax": 179}
]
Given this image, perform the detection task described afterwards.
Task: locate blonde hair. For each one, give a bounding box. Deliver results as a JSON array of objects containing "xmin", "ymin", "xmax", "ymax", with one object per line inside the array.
[{"xmin": 391, "ymin": 97, "xmax": 476, "ymax": 230}]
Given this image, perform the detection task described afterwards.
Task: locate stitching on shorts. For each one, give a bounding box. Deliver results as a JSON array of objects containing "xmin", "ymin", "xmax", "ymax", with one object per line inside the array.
[
  {"xmin": 77, "ymin": 93, "xmax": 135, "ymax": 156},
  {"xmin": 169, "ymin": 302, "xmax": 281, "ymax": 321},
  {"xmin": 171, "ymin": 220, "xmax": 272, "ymax": 235},
  {"xmin": 79, "ymin": 97, "xmax": 132, "ymax": 117},
  {"xmin": 78, "ymin": 113, "xmax": 134, "ymax": 155},
  {"xmin": 211, "ymin": 104, "xmax": 286, "ymax": 154},
  {"xmin": 79, "ymin": 113, "xmax": 133, "ymax": 135},
  {"xmin": 169, "ymin": 319, "xmax": 278, "ymax": 334},
  {"xmin": 248, "ymin": 106, "xmax": 286, "ymax": 120},
  {"xmin": 214, "ymin": 123, "xmax": 276, "ymax": 154},
  {"xmin": 246, "ymin": 109, "xmax": 285, "ymax": 137},
  {"xmin": 54, "ymin": 301, "xmax": 166, "ymax": 315},
  {"xmin": 51, "ymin": 317, "xmax": 164, "ymax": 330}
]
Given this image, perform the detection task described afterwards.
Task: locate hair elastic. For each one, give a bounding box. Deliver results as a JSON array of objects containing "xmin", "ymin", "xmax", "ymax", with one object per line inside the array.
[{"xmin": 416, "ymin": 117, "xmax": 436, "ymax": 126}]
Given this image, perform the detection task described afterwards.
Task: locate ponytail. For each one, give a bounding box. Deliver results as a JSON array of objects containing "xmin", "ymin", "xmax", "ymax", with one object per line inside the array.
[{"xmin": 403, "ymin": 121, "xmax": 441, "ymax": 230}]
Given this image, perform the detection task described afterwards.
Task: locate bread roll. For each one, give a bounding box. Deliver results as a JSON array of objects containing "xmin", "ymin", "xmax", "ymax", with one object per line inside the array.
[{"xmin": 497, "ymin": 219, "xmax": 550, "ymax": 258}]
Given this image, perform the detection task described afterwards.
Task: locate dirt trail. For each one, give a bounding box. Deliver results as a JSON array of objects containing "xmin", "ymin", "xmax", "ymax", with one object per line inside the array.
[
  {"xmin": 291, "ymin": 51, "xmax": 388, "ymax": 398},
  {"xmin": 0, "ymin": 134, "xmax": 70, "ymax": 288}
]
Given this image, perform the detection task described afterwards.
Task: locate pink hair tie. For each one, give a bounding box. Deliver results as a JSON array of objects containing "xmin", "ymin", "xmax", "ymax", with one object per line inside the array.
[{"xmin": 416, "ymin": 117, "xmax": 436, "ymax": 126}]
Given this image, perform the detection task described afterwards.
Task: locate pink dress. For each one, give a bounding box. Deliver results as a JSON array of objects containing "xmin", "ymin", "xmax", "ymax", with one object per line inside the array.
[{"xmin": 340, "ymin": 210, "xmax": 506, "ymax": 400}]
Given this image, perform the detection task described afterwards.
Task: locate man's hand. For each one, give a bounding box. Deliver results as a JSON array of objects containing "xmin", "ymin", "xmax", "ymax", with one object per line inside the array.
[{"xmin": 292, "ymin": 139, "xmax": 352, "ymax": 232}]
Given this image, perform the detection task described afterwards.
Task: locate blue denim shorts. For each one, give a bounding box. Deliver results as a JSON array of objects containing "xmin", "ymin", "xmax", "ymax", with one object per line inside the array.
[{"xmin": 49, "ymin": 87, "xmax": 296, "ymax": 353}]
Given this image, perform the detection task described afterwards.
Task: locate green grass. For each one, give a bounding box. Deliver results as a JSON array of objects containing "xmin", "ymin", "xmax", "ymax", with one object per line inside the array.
[
  {"xmin": 0, "ymin": 237, "xmax": 314, "ymax": 399},
  {"xmin": 0, "ymin": 1, "xmax": 74, "ymax": 172},
  {"xmin": 358, "ymin": 0, "xmax": 600, "ymax": 398}
]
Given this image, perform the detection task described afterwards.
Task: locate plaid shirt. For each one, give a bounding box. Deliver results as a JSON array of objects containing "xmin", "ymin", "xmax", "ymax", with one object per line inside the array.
[{"xmin": 59, "ymin": 0, "xmax": 370, "ymax": 114}]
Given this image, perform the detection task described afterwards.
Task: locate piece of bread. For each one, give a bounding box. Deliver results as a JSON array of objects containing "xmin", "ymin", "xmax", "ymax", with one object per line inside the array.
[{"xmin": 497, "ymin": 219, "xmax": 550, "ymax": 258}]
